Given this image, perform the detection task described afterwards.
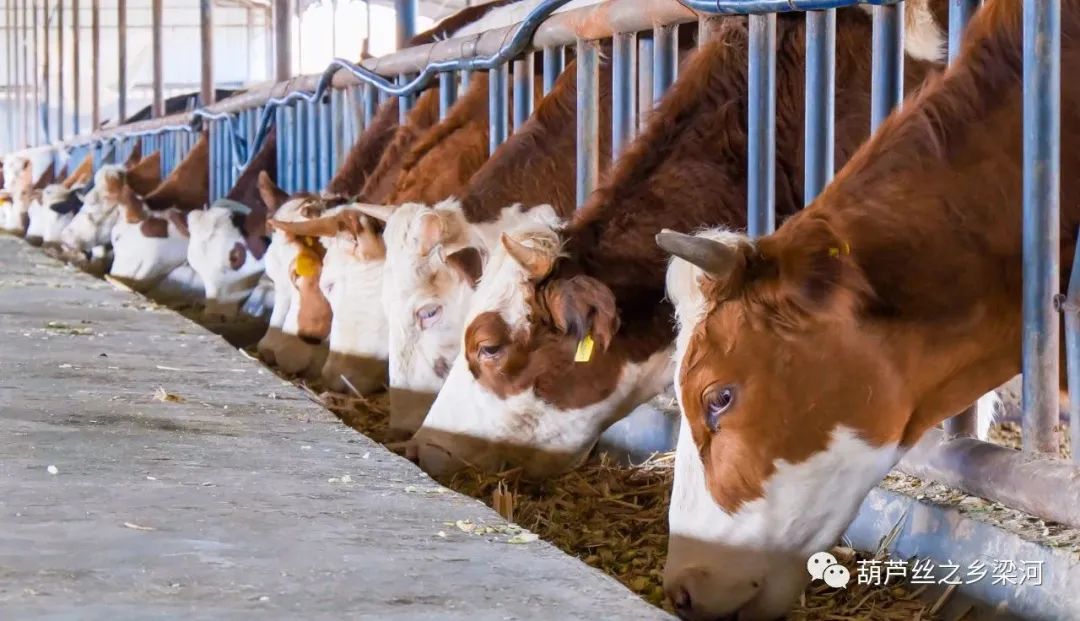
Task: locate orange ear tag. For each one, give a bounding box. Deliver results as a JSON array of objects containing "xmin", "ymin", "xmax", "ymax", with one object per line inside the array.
[
  {"xmin": 294, "ymin": 253, "xmax": 319, "ymax": 278},
  {"xmin": 574, "ymin": 333, "xmax": 595, "ymax": 363}
]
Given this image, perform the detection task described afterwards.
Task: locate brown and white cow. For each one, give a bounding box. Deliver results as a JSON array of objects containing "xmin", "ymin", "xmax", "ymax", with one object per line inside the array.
[
  {"xmin": 1, "ymin": 154, "xmax": 56, "ymax": 234},
  {"xmin": 186, "ymin": 130, "xmax": 279, "ymax": 321},
  {"xmin": 656, "ymin": 1, "xmax": 1080, "ymax": 618},
  {"xmin": 279, "ymin": 72, "xmax": 508, "ymax": 394},
  {"xmin": 106, "ymin": 134, "xmax": 209, "ymax": 298},
  {"xmin": 26, "ymin": 151, "xmax": 105, "ymax": 246},
  {"xmin": 413, "ymin": 4, "xmax": 948, "ymax": 479},
  {"xmin": 373, "ymin": 57, "xmax": 612, "ymax": 437},
  {"xmin": 60, "ymin": 151, "xmax": 163, "ymax": 253}
]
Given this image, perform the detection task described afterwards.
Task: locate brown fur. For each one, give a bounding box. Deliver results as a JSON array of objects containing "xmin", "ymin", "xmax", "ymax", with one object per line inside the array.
[
  {"xmin": 679, "ymin": 0, "xmax": 1080, "ymax": 512},
  {"xmin": 33, "ymin": 163, "xmax": 55, "ymax": 190},
  {"xmin": 457, "ymin": 56, "xmax": 614, "ymax": 223},
  {"xmin": 357, "ymin": 87, "xmax": 443, "ymax": 203},
  {"xmin": 63, "ymin": 153, "xmax": 94, "ymax": 188},
  {"xmin": 144, "ymin": 132, "xmax": 210, "ymax": 212},
  {"xmin": 139, "ymin": 217, "xmax": 170, "ymax": 239},
  {"xmin": 326, "ymin": 99, "xmax": 401, "ymax": 197},
  {"xmin": 127, "ymin": 152, "xmax": 163, "ymax": 196},
  {"xmin": 225, "ymin": 128, "xmax": 278, "ymax": 259},
  {"xmin": 462, "ymin": 8, "xmax": 942, "ymax": 410}
]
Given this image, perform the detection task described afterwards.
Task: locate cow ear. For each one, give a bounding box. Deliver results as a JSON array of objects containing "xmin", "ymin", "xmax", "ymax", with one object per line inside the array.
[
  {"xmin": 445, "ymin": 247, "xmax": 483, "ymax": 289},
  {"xmin": 257, "ymin": 171, "xmax": 288, "ymax": 215},
  {"xmin": 755, "ymin": 216, "xmax": 869, "ymax": 319},
  {"xmin": 542, "ymin": 275, "xmax": 620, "ymax": 351}
]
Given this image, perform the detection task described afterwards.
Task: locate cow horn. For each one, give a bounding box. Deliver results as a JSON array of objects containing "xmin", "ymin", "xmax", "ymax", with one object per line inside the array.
[
  {"xmin": 353, "ymin": 203, "xmax": 396, "ymax": 223},
  {"xmin": 501, "ymin": 233, "xmax": 555, "ymax": 280},
  {"xmin": 211, "ymin": 198, "xmax": 252, "ymax": 216},
  {"xmin": 656, "ymin": 229, "xmax": 741, "ymax": 277}
]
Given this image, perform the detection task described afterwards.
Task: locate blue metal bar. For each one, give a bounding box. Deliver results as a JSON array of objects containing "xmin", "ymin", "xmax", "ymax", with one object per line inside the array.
[
  {"xmin": 439, "ymin": 72, "xmax": 459, "ymax": 120},
  {"xmin": 395, "ymin": 0, "xmax": 417, "ymax": 47},
  {"xmin": 275, "ymin": 107, "xmax": 287, "ymax": 190},
  {"xmin": 1022, "ymin": 0, "xmax": 1061, "ymax": 455},
  {"xmin": 870, "ymin": 3, "xmax": 904, "ymax": 131},
  {"xmin": 513, "ymin": 53, "xmax": 535, "ymax": 131},
  {"xmin": 363, "ymin": 82, "xmax": 377, "ymax": 127},
  {"xmin": 652, "ymin": 25, "xmax": 678, "ymax": 102},
  {"xmin": 542, "ymin": 46, "xmax": 564, "ymax": 96},
  {"xmin": 747, "ymin": 13, "xmax": 776, "ymax": 237},
  {"xmin": 804, "ymin": 9, "xmax": 835, "ymax": 205},
  {"xmin": 332, "ymin": 88, "xmax": 347, "ymax": 174},
  {"xmin": 489, "ymin": 63, "xmax": 509, "ymax": 155},
  {"xmin": 575, "ymin": 39, "xmax": 599, "ymax": 207},
  {"xmin": 307, "ymin": 99, "xmax": 320, "ymax": 190},
  {"xmin": 282, "ymin": 106, "xmax": 297, "ymax": 193},
  {"xmin": 682, "ymin": 0, "xmax": 900, "ymax": 13},
  {"xmin": 1067, "ymin": 233, "xmax": 1080, "ymax": 463},
  {"xmin": 303, "ymin": 101, "xmax": 317, "ymax": 190},
  {"xmin": 210, "ymin": 122, "xmax": 219, "ymax": 200},
  {"xmin": 942, "ymin": 0, "xmax": 983, "ymax": 439},
  {"xmin": 638, "ymin": 36, "xmax": 654, "ymax": 130},
  {"xmin": 462, "ymin": 70, "xmax": 472, "ymax": 90},
  {"xmin": 612, "ymin": 32, "xmax": 636, "ymax": 157},
  {"xmin": 320, "ymin": 97, "xmax": 333, "ymax": 187},
  {"xmin": 398, "ymin": 74, "xmax": 415, "ymax": 124}
]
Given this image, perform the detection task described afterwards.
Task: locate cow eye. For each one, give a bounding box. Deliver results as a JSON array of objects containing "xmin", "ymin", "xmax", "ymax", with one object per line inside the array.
[
  {"xmin": 477, "ymin": 342, "xmax": 503, "ymax": 361},
  {"xmin": 702, "ymin": 384, "xmax": 736, "ymax": 432},
  {"xmin": 416, "ymin": 304, "xmax": 442, "ymax": 330}
]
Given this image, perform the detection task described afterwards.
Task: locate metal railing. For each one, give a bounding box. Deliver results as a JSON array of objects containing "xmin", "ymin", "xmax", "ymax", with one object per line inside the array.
[{"xmin": 6, "ymin": 0, "xmax": 1078, "ymax": 540}]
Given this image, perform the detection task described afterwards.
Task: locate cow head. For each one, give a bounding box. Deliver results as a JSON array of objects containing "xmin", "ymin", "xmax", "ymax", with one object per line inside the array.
[
  {"xmin": 108, "ymin": 185, "xmax": 192, "ymax": 290},
  {"xmin": 0, "ymin": 158, "xmax": 34, "ymax": 233},
  {"xmin": 272, "ymin": 206, "xmax": 388, "ymax": 395},
  {"xmin": 61, "ymin": 165, "xmax": 129, "ymax": 253},
  {"xmin": 376, "ymin": 199, "xmax": 559, "ymax": 437},
  {"xmin": 655, "ymin": 226, "xmax": 908, "ymax": 620},
  {"xmin": 187, "ymin": 199, "xmax": 271, "ymax": 321},
  {"xmin": 412, "ymin": 215, "xmax": 673, "ymax": 478},
  {"xmin": 26, "ymin": 181, "xmax": 90, "ymax": 247},
  {"xmin": 256, "ymin": 177, "xmax": 329, "ymax": 376}
]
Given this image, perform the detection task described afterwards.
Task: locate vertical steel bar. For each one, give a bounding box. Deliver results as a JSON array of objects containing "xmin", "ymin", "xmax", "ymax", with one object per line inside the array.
[
  {"xmin": 542, "ymin": 46, "xmax": 564, "ymax": 96},
  {"xmin": 273, "ymin": 0, "xmax": 290, "ymax": 81},
  {"xmin": 20, "ymin": 0, "xmax": 27, "ymax": 146},
  {"xmin": 200, "ymin": 0, "xmax": 214, "ymax": 105},
  {"xmin": 72, "ymin": 0, "xmax": 79, "ymax": 134},
  {"xmin": 804, "ymin": 9, "xmax": 835, "ymax": 205},
  {"xmin": 575, "ymin": 39, "xmax": 599, "ymax": 207},
  {"xmin": 151, "ymin": 0, "xmax": 163, "ymax": 117},
  {"xmin": 439, "ymin": 72, "xmax": 458, "ymax": 120},
  {"xmin": 638, "ymin": 36, "xmax": 653, "ymax": 131},
  {"xmin": 461, "ymin": 70, "xmax": 472, "ymax": 90},
  {"xmin": 363, "ymin": 82, "xmax": 377, "ymax": 127},
  {"xmin": 512, "ymin": 53, "xmax": 534, "ymax": 131},
  {"xmin": 398, "ymin": 73, "xmax": 414, "ymax": 124},
  {"xmin": 297, "ymin": 101, "xmax": 309, "ymax": 190},
  {"xmin": 91, "ymin": 0, "xmax": 99, "ymax": 130},
  {"xmin": 332, "ymin": 88, "xmax": 347, "ymax": 172},
  {"xmin": 1022, "ymin": 0, "xmax": 1061, "ymax": 455},
  {"xmin": 612, "ymin": 31, "xmax": 636, "ymax": 157},
  {"xmin": 319, "ymin": 97, "xmax": 333, "ymax": 188},
  {"xmin": 747, "ymin": 13, "xmax": 776, "ymax": 238},
  {"xmin": 275, "ymin": 106, "xmax": 287, "ymax": 190},
  {"xmin": 870, "ymin": 3, "xmax": 904, "ymax": 132},
  {"xmin": 652, "ymin": 24, "xmax": 677, "ymax": 103},
  {"xmin": 395, "ymin": 0, "xmax": 416, "ymax": 48},
  {"xmin": 488, "ymin": 63, "xmax": 509, "ymax": 155},
  {"xmin": 943, "ymin": 0, "xmax": 982, "ymax": 438},
  {"xmin": 6, "ymin": 3, "xmax": 13, "ymax": 150},
  {"xmin": 117, "ymin": 0, "xmax": 126, "ymax": 121},
  {"xmin": 32, "ymin": 0, "xmax": 39, "ymax": 143},
  {"xmin": 210, "ymin": 121, "xmax": 219, "ymax": 201},
  {"xmin": 1067, "ymin": 235, "xmax": 1080, "ymax": 462}
]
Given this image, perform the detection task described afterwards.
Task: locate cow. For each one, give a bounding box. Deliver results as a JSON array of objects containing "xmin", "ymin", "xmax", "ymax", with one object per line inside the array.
[
  {"xmin": 369, "ymin": 56, "xmax": 613, "ymax": 437},
  {"xmin": 26, "ymin": 151, "xmax": 106, "ymax": 247},
  {"xmin": 272, "ymin": 71, "xmax": 511, "ymax": 394},
  {"xmin": 186, "ymin": 129, "xmax": 279, "ymax": 321},
  {"xmin": 60, "ymin": 151, "xmax": 163, "ymax": 255},
  {"xmin": 654, "ymin": 1, "xmax": 1080, "ymax": 619},
  {"xmin": 1, "ymin": 155, "xmax": 55, "ymax": 234},
  {"xmin": 411, "ymin": 3, "xmax": 949, "ymax": 479},
  {"xmin": 105, "ymin": 134, "xmax": 209, "ymax": 298}
]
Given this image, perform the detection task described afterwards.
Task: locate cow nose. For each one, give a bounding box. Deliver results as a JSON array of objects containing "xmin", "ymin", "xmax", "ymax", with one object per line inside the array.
[
  {"xmin": 666, "ymin": 569, "xmax": 742, "ymax": 621},
  {"xmin": 672, "ymin": 586, "xmax": 693, "ymax": 618},
  {"xmin": 26, "ymin": 235, "xmax": 43, "ymax": 247},
  {"xmin": 300, "ymin": 335, "xmax": 322, "ymax": 346}
]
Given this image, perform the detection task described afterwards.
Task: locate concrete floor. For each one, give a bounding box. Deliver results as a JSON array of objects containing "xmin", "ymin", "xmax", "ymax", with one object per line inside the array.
[{"xmin": 0, "ymin": 236, "xmax": 671, "ymax": 621}]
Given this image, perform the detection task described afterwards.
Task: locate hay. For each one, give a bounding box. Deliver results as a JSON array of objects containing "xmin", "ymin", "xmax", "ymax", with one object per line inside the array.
[
  {"xmin": 318, "ymin": 388, "xmax": 938, "ymax": 619},
  {"xmin": 988, "ymin": 421, "xmax": 1072, "ymax": 459}
]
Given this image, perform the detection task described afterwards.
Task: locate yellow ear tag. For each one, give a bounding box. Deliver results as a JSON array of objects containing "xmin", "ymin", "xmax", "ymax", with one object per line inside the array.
[
  {"xmin": 828, "ymin": 242, "xmax": 851, "ymax": 258},
  {"xmin": 574, "ymin": 333, "xmax": 595, "ymax": 363},
  {"xmin": 302, "ymin": 236, "xmax": 316, "ymax": 248},
  {"xmin": 294, "ymin": 253, "xmax": 319, "ymax": 278}
]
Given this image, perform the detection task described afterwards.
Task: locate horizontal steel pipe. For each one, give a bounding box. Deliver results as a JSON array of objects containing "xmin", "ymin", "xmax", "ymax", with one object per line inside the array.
[{"xmin": 898, "ymin": 429, "xmax": 1080, "ymax": 530}]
